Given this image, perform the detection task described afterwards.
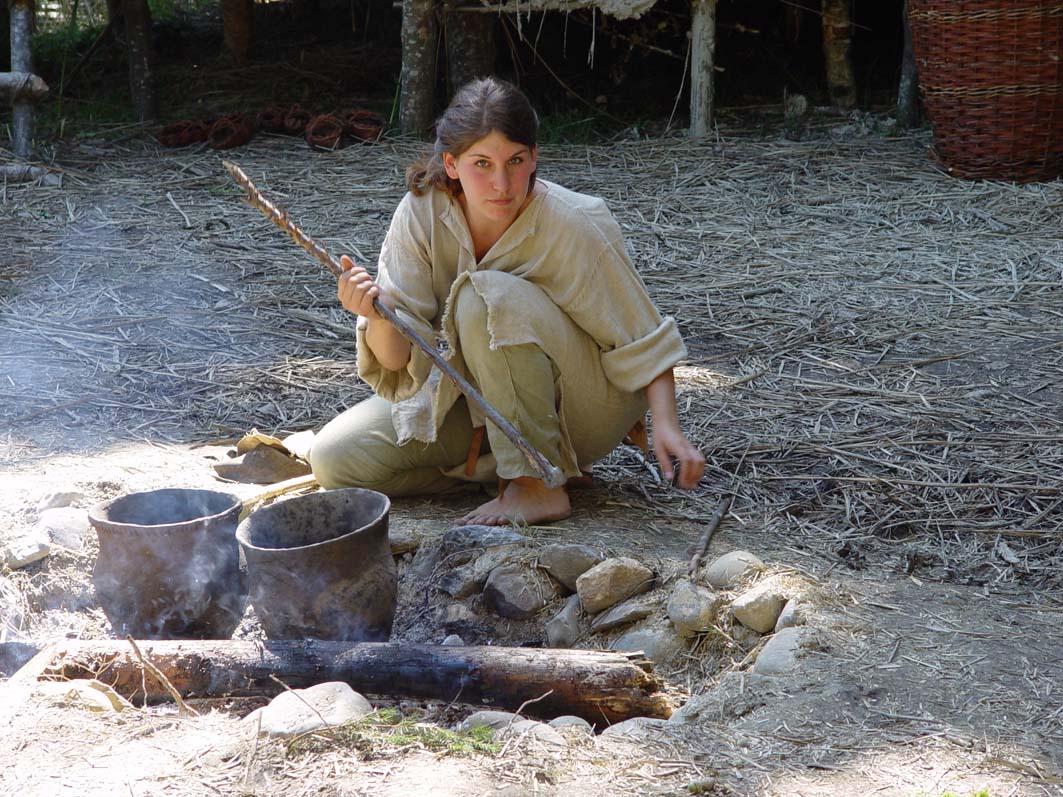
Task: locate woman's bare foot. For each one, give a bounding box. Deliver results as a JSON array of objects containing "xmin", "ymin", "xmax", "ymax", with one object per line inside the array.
[{"xmin": 459, "ymin": 476, "xmax": 571, "ymax": 526}]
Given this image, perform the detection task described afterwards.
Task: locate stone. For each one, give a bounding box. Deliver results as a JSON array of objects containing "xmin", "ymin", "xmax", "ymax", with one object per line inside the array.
[
  {"xmin": 590, "ymin": 594, "xmax": 657, "ymax": 633},
  {"xmin": 576, "ymin": 557, "xmax": 654, "ymax": 615},
  {"xmin": 666, "ymin": 580, "xmax": 723, "ymax": 638},
  {"xmin": 441, "ymin": 525, "xmax": 528, "ymax": 566},
  {"xmin": 36, "ymin": 679, "xmax": 133, "ymax": 713},
  {"xmin": 459, "ymin": 710, "xmax": 522, "ymax": 732},
  {"xmin": 704, "ymin": 550, "xmax": 763, "ymax": 590},
  {"xmin": 548, "ymin": 715, "xmax": 594, "ymax": 734},
  {"xmin": 669, "ymin": 672, "xmax": 786, "ymax": 724},
  {"xmin": 0, "ymin": 641, "xmax": 36, "ymax": 678},
  {"xmin": 732, "ymin": 581, "xmax": 787, "ymax": 633},
  {"xmin": 538, "ymin": 544, "xmax": 604, "ymax": 592},
  {"xmin": 2, "ymin": 534, "xmax": 50, "ymax": 570},
  {"xmin": 774, "ymin": 599, "xmax": 806, "ymax": 632},
  {"xmin": 730, "ymin": 624, "xmax": 762, "ymax": 649},
  {"xmin": 438, "ymin": 602, "xmax": 477, "ymax": 626},
  {"xmin": 37, "ymin": 507, "xmax": 90, "ymax": 550},
  {"xmin": 600, "ymin": 716, "xmax": 670, "ymax": 741},
  {"xmin": 438, "ymin": 545, "xmax": 524, "ymax": 599},
  {"xmin": 483, "ymin": 564, "xmax": 558, "ymax": 620},
  {"xmin": 36, "ymin": 491, "xmax": 84, "ymax": 512},
  {"xmin": 545, "ymin": 594, "xmax": 582, "ymax": 648},
  {"xmin": 498, "ymin": 719, "xmax": 567, "ymax": 746},
  {"xmin": 610, "ymin": 626, "xmax": 684, "ymax": 666},
  {"xmin": 408, "ymin": 542, "xmax": 442, "ymax": 580},
  {"xmin": 752, "ymin": 627, "xmax": 807, "ymax": 676},
  {"xmin": 243, "ymin": 682, "xmax": 373, "ymax": 737},
  {"xmin": 389, "ymin": 526, "xmax": 420, "ymax": 556},
  {"xmin": 441, "ymin": 634, "xmax": 465, "ymax": 646}
]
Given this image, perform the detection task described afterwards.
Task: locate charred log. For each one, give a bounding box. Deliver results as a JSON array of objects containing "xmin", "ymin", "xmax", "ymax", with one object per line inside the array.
[{"xmin": 26, "ymin": 639, "xmax": 674, "ymax": 724}]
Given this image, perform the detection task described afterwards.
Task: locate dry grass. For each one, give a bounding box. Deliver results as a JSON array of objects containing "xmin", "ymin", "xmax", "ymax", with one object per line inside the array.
[{"xmin": 4, "ymin": 122, "xmax": 1063, "ymax": 601}]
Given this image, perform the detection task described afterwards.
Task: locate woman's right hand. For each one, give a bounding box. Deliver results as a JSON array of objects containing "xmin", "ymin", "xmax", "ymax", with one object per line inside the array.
[{"xmin": 337, "ymin": 255, "xmax": 389, "ymax": 320}]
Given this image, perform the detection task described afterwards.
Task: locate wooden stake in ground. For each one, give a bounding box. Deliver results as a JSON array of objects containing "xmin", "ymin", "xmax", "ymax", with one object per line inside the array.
[{"xmin": 26, "ymin": 639, "xmax": 672, "ymax": 724}]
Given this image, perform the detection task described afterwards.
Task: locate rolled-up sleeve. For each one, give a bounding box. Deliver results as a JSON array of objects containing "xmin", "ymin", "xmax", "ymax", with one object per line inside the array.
[
  {"xmin": 355, "ymin": 198, "xmax": 439, "ymax": 402},
  {"xmin": 557, "ymin": 224, "xmax": 687, "ymax": 393}
]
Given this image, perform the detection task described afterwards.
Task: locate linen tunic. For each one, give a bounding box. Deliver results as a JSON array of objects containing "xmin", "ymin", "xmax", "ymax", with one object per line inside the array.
[{"xmin": 354, "ymin": 179, "xmax": 687, "ymax": 477}]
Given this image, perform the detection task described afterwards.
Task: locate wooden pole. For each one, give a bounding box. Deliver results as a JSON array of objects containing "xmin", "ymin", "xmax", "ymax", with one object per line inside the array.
[
  {"xmin": 444, "ymin": 2, "xmax": 496, "ymax": 97},
  {"xmin": 689, "ymin": 0, "xmax": 716, "ymax": 137},
  {"xmin": 121, "ymin": 0, "xmax": 156, "ymax": 124},
  {"xmin": 221, "ymin": 0, "xmax": 253, "ymax": 66},
  {"xmin": 9, "ymin": 0, "xmax": 35, "ymax": 159},
  {"xmin": 28, "ymin": 639, "xmax": 674, "ymax": 724},
  {"xmin": 0, "ymin": 71, "xmax": 48, "ymax": 99},
  {"xmin": 896, "ymin": 1, "xmax": 921, "ymax": 128},
  {"xmin": 822, "ymin": 0, "xmax": 855, "ymax": 110},
  {"xmin": 399, "ymin": 0, "xmax": 437, "ymax": 137}
]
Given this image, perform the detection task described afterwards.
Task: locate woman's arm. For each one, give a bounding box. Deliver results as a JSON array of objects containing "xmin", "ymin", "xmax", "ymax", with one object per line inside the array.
[
  {"xmin": 337, "ymin": 254, "xmax": 411, "ymax": 371},
  {"xmin": 645, "ymin": 369, "xmax": 705, "ymax": 489}
]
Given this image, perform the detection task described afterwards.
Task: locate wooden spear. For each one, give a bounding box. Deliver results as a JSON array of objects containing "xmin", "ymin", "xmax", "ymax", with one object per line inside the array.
[{"xmin": 223, "ymin": 161, "xmax": 565, "ymax": 489}]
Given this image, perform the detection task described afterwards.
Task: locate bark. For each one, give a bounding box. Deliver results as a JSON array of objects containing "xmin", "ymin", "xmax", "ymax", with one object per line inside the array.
[
  {"xmin": 222, "ymin": 0, "xmax": 253, "ymax": 66},
  {"xmin": 9, "ymin": 0, "xmax": 34, "ymax": 159},
  {"xmin": 105, "ymin": 0, "xmax": 125, "ymax": 42},
  {"xmin": 399, "ymin": 0, "xmax": 438, "ymax": 137},
  {"xmin": 1, "ymin": 1, "xmax": 10, "ymax": 72},
  {"xmin": 443, "ymin": 4, "xmax": 495, "ymax": 97},
  {"xmin": 27, "ymin": 639, "xmax": 673, "ymax": 723},
  {"xmin": 821, "ymin": 0, "xmax": 855, "ymax": 110},
  {"xmin": 896, "ymin": 1, "xmax": 922, "ymax": 129},
  {"xmin": 0, "ymin": 71, "xmax": 48, "ymax": 100},
  {"xmin": 689, "ymin": 0, "xmax": 716, "ymax": 137},
  {"xmin": 122, "ymin": 0, "xmax": 156, "ymax": 124}
]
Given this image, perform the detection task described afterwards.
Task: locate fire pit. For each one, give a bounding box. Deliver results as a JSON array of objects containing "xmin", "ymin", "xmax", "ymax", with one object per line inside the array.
[
  {"xmin": 88, "ymin": 488, "xmax": 246, "ymax": 639},
  {"xmin": 236, "ymin": 488, "xmax": 397, "ymax": 642}
]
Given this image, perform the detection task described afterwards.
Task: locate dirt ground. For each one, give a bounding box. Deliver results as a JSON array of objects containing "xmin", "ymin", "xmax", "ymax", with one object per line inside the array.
[{"xmin": 3, "ymin": 121, "xmax": 1063, "ymax": 796}]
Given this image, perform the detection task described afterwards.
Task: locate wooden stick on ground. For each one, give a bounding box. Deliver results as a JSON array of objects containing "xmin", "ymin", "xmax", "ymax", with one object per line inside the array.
[
  {"xmin": 222, "ymin": 160, "xmax": 565, "ymax": 489},
  {"xmin": 126, "ymin": 636, "xmax": 199, "ymax": 716},
  {"xmin": 33, "ymin": 639, "xmax": 673, "ymax": 724},
  {"xmin": 688, "ymin": 493, "xmax": 733, "ymax": 577}
]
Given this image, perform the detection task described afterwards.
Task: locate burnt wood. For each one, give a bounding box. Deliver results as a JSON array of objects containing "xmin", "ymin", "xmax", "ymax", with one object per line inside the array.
[{"xmin": 27, "ymin": 639, "xmax": 673, "ymax": 724}]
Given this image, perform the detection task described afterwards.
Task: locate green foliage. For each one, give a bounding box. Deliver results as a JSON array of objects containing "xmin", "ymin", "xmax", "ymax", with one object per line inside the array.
[
  {"xmin": 286, "ymin": 708, "xmax": 501, "ymax": 758},
  {"xmin": 537, "ymin": 111, "xmax": 616, "ymax": 146}
]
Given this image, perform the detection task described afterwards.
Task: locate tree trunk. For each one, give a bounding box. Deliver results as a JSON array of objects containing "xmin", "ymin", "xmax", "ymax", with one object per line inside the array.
[
  {"xmin": 222, "ymin": 0, "xmax": 253, "ymax": 66},
  {"xmin": 9, "ymin": 0, "xmax": 35, "ymax": 159},
  {"xmin": 27, "ymin": 639, "xmax": 673, "ymax": 724},
  {"xmin": 821, "ymin": 0, "xmax": 855, "ymax": 110},
  {"xmin": 896, "ymin": 1, "xmax": 922, "ymax": 128},
  {"xmin": 689, "ymin": 0, "xmax": 716, "ymax": 137},
  {"xmin": 1, "ymin": 1, "xmax": 10, "ymax": 73},
  {"xmin": 122, "ymin": 0, "xmax": 156, "ymax": 124},
  {"xmin": 105, "ymin": 0, "xmax": 125, "ymax": 42},
  {"xmin": 399, "ymin": 0, "xmax": 437, "ymax": 137},
  {"xmin": 444, "ymin": 5, "xmax": 495, "ymax": 98}
]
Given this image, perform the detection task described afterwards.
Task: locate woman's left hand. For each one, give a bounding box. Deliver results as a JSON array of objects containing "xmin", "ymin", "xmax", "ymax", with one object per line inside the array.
[{"xmin": 651, "ymin": 420, "xmax": 706, "ymax": 489}]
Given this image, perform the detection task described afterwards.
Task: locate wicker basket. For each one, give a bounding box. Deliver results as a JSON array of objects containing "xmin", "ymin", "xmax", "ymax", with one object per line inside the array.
[{"xmin": 907, "ymin": 0, "xmax": 1063, "ymax": 182}]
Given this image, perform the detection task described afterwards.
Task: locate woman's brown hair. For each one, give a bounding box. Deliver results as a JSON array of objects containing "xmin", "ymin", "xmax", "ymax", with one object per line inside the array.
[{"xmin": 406, "ymin": 77, "xmax": 539, "ymax": 197}]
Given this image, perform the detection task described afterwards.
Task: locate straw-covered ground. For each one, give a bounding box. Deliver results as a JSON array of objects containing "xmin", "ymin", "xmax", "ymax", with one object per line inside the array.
[{"xmin": 2, "ymin": 120, "xmax": 1063, "ymax": 796}]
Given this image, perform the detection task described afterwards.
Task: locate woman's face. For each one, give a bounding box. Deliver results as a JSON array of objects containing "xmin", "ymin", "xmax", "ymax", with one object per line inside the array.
[{"xmin": 443, "ymin": 130, "xmax": 538, "ymax": 232}]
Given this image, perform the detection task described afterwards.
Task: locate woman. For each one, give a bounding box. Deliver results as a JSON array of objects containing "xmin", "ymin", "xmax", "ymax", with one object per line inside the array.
[{"xmin": 309, "ymin": 77, "xmax": 705, "ymax": 526}]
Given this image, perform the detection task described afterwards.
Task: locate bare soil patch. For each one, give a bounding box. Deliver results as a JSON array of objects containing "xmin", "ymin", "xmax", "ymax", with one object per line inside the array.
[{"xmin": 2, "ymin": 125, "xmax": 1063, "ymax": 796}]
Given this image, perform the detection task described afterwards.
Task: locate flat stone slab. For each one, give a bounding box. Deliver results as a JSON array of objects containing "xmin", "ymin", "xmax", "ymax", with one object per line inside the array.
[
  {"xmin": 752, "ymin": 627, "xmax": 807, "ymax": 676},
  {"xmin": 590, "ymin": 594, "xmax": 656, "ymax": 633}
]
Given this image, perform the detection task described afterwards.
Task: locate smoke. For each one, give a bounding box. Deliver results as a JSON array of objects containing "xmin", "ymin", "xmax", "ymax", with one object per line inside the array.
[{"xmin": 90, "ymin": 489, "xmax": 246, "ymax": 640}]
